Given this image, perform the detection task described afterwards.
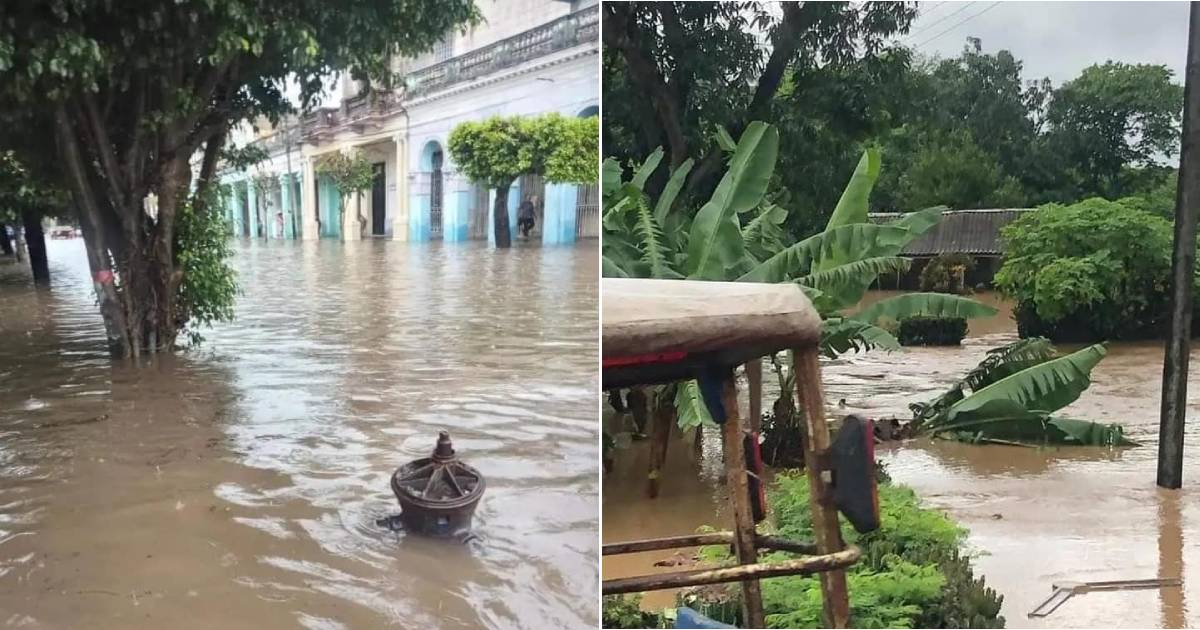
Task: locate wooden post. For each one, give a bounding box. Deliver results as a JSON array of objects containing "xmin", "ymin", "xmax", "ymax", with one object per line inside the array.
[
  {"xmin": 1159, "ymin": 1, "xmax": 1200, "ymax": 490},
  {"xmin": 647, "ymin": 398, "xmax": 673, "ymax": 498},
  {"xmin": 720, "ymin": 374, "xmax": 765, "ymax": 628},
  {"xmin": 747, "ymin": 358, "xmax": 763, "ymax": 434},
  {"xmin": 793, "ymin": 347, "xmax": 851, "ymax": 628}
]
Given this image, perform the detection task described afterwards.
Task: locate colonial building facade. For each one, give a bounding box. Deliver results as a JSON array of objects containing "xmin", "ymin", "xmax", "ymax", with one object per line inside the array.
[{"xmin": 217, "ymin": 0, "xmax": 599, "ymax": 245}]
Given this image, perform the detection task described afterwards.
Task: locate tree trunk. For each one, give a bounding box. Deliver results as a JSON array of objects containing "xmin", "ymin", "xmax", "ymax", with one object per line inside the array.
[
  {"xmin": 21, "ymin": 209, "xmax": 49, "ymax": 286},
  {"xmin": 494, "ymin": 181, "xmax": 512, "ymax": 248},
  {"xmin": 0, "ymin": 225, "xmax": 12, "ymax": 256}
]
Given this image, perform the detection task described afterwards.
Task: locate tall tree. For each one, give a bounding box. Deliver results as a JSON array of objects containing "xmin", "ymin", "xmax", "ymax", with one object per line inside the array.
[
  {"xmin": 1046, "ymin": 62, "xmax": 1184, "ymax": 198},
  {"xmin": 0, "ymin": 1, "xmax": 476, "ymax": 357},
  {"xmin": 602, "ymin": 1, "xmax": 917, "ymax": 199}
]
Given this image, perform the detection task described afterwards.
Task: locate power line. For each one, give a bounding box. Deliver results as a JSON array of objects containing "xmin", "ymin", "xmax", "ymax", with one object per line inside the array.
[
  {"xmin": 911, "ymin": 1, "xmax": 1002, "ymax": 50},
  {"xmin": 901, "ymin": 2, "xmax": 974, "ymax": 42}
]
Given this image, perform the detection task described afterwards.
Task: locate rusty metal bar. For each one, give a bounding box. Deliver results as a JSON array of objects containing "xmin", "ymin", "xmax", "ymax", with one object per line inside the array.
[
  {"xmin": 603, "ymin": 532, "xmax": 819, "ymax": 556},
  {"xmin": 602, "ymin": 546, "xmax": 861, "ymax": 595},
  {"xmin": 794, "ymin": 347, "xmax": 852, "ymax": 628}
]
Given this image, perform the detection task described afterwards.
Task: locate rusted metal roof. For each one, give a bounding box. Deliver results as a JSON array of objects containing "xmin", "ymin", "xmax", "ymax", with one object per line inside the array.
[{"xmin": 869, "ymin": 208, "xmax": 1034, "ymax": 257}]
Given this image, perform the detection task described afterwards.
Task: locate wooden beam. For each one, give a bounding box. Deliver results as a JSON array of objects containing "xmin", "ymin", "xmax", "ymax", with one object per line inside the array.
[
  {"xmin": 747, "ymin": 358, "xmax": 763, "ymax": 434},
  {"xmin": 720, "ymin": 374, "xmax": 765, "ymax": 629},
  {"xmin": 603, "ymin": 532, "xmax": 818, "ymax": 556},
  {"xmin": 794, "ymin": 347, "xmax": 852, "ymax": 628},
  {"xmin": 602, "ymin": 546, "xmax": 861, "ymax": 595}
]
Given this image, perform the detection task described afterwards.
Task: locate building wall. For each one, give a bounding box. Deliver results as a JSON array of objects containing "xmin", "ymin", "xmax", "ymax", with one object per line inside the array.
[{"xmin": 405, "ymin": 47, "xmax": 597, "ymax": 243}]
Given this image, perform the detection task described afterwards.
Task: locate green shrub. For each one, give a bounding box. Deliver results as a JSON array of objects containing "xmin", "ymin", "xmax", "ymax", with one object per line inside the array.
[
  {"xmin": 174, "ymin": 192, "xmax": 238, "ymax": 347},
  {"xmin": 920, "ymin": 253, "xmax": 976, "ymax": 293},
  {"xmin": 685, "ymin": 473, "xmax": 1004, "ymax": 628},
  {"xmin": 994, "ymin": 197, "xmax": 1193, "ymax": 341},
  {"xmin": 897, "ymin": 316, "xmax": 968, "ymax": 346},
  {"xmin": 603, "ymin": 594, "xmax": 667, "ymax": 629}
]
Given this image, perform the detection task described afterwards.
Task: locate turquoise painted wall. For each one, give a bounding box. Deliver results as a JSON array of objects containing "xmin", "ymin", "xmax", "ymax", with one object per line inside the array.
[
  {"xmin": 318, "ymin": 176, "xmax": 341, "ymax": 239},
  {"xmin": 542, "ymin": 183, "xmax": 578, "ymax": 245}
]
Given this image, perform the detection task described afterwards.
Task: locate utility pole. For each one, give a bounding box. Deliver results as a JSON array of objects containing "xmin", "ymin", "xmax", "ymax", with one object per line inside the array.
[{"xmin": 1158, "ymin": 1, "xmax": 1200, "ymax": 489}]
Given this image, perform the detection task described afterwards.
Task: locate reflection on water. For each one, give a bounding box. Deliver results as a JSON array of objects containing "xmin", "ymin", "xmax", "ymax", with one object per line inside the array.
[
  {"xmin": 0, "ymin": 239, "xmax": 598, "ymax": 629},
  {"xmin": 604, "ymin": 291, "xmax": 1200, "ymax": 627}
]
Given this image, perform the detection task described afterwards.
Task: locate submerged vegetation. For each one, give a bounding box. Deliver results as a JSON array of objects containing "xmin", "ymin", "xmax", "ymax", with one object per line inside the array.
[{"xmin": 911, "ymin": 337, "xmax": 1136, "ymax": 446}]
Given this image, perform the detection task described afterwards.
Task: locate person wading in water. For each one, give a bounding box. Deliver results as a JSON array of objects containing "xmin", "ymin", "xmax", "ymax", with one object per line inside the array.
[{"xmin": 518, "ymin": 195, "xmax": 537, "ymax": 238}]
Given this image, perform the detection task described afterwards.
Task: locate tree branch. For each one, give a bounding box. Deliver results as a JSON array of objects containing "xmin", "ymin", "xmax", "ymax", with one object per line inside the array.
[
  {"xmin": 192, "ymin": 127, "xmax": 227, "ymax": 215},
  {"xmin": 604, "ymin": 3, "xmax": 689, "ymax": 168},
  {"xmin": 79, "ymin": 90, "xmax": 130, "ymax": 215}
]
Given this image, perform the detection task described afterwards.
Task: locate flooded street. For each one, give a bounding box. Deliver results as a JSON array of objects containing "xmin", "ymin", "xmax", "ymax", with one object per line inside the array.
[
  {"xmin": 604, "ymin": 291, "xmax": 1200, "ymax": 628},
  {"xmin": 0, "ymin": 239, "xmax": 598, "ymax": 630}
]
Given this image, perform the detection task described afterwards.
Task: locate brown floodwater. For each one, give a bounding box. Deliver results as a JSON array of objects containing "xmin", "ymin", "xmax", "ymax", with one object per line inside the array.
[
  {"xmin": 0, "ymin": 238, "xmax": 598, "ymax": 629},
  {"xmin": 604, "ymin": 291, "xmax": 1200, "ymax": 628}
]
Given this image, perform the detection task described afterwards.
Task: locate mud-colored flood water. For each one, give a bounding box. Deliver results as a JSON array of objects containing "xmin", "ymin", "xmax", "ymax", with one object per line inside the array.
[
  {"xmin": 0, "ymin": 239, "xmax": 598, "ymax": 629},
  {"xmin": 604, "ymin": 291, "xmax": 1200, "ymax": 628}
]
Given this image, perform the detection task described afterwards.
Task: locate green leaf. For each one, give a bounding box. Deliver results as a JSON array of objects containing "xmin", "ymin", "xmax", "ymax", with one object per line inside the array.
[
  {"xmin": 631, "ymin": 146, "xmax": 663, "ymax": 190},
  {"xmin": 653, "ymin": 157, "xmax": 694, "ymax": 223},
  {"xmin": 601, "ymin": 157, "xmax": 623, "ymax": 200},
  {"xmin": 738, "ymin": 223, "xmax": 911, "ymax": 285},
  {"xmin": 632, "ymin": 196, "xmax": 680, "ymax": 279},
  {"xmin": 602, "ymin": 255, "xmax": 630, "ymax": 278},
  {"xmin": 675, "ymin": 380, "xmax": 714, "ymax": 430},
  {"xmin": 714, "ymin": 125, "xmax": 737, "ymax": 153},
  {"xmin": 820, "ymin": 317, "xmax": 901, "ymax": 359},
  {"xmin": 798, "ymin": 256, "xmax": 911, "ymax": 295},
  {"xmin": 685, "ymin": 122, "xmax": 779, "ymax": 280},
  {"xmin": 889, "ymin": 206, "xmax": 947, "ymax": 237},
  {"xmin": 944, "ymin": 343, "xmax": 1108, "ymax": 423},
  {"xmin": 825, "ymin": 148, "xmax": 881, "ymax": 230},
  {"xmin": 852, "ymin": 293, "xmax": 998, "ymax": 326}
]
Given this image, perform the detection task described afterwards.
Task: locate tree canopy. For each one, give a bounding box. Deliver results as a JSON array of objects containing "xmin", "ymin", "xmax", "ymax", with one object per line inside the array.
[{"xmin": 0, "ymin": 0, "xmax": 477, "ymax": 356}]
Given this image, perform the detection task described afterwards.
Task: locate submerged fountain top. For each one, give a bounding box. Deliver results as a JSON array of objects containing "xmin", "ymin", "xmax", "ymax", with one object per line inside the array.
[{"xmin": 390, "ymin": 431, "xmax": 485, "ymax": 539}]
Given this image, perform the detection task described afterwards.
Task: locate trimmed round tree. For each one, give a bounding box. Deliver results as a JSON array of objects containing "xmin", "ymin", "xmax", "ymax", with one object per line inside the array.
[{"xmin": 448, "ymin": 114, "xmax": 598, "ymax": 248}]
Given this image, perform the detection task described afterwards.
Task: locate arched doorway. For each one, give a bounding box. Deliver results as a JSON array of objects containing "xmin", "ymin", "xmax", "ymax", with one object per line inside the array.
[{"xmin": 419, "ymin": 141, "xmax": 445, "ymax": 241}]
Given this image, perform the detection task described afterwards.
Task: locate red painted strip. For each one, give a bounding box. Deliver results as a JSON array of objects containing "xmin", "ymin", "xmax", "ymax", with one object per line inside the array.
[{"xmin": 602, "ymin": 350, "xmax": 688, "ymax": 368}]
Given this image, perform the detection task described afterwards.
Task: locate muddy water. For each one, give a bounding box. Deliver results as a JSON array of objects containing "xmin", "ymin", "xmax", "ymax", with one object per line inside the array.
[
  {"xmin": 604, "ymin": 291, "xmax": 1200, "ymax": 628},
  {"xmin": 0, "ymin": 239, "xmax": 598, "ymax": 630}
]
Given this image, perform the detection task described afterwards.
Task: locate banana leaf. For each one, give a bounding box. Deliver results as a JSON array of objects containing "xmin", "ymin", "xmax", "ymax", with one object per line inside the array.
[
  {"xmin": 824, "ymin": 148, "xmax": 881, "ymax": 231},
  {"xmin": 601, "ymin": 255, "xmax": 630, "ymax": 278},
  {"xmin": 737, "ymin": 223, "xmax": 911, "ymax": 285},
  {"xmin": 820, "ymin": 317, "xmax": 901, "ymax": 359},
  {"xmin": 675, "ymin": 379, "xmax": 714, "ymax": 430},
  {"xmin": 943, "ymin": 343, "xmax": 1108, "ymax": 424},
  {"xmin": 654, "ymin": 158, "xmax": 694, "ymax": 223},
  {"xmin": 686, "ymin": 122, "xmax": 779, "ymax": 280},
  {"xmin": 602, "ymin": 157, "xmax": 623, "ymax": 200},
  {"xmin": 852, "ymin": 293, "xmax": 998, "ymax": 327},
  {"xmin": 933, "ymin": 400, "xmax": 1137, "ymax": 446},
  {"xmin": 888, "ymin": 206, "xmax": 948, "ymax": 236},
  {"xmin": 631, "ymin": 146, "xmax": 663, "ymax": 190},
  {"xmin": 963, "ymin": 337, "xmax": 1056, "ymax": 391}
]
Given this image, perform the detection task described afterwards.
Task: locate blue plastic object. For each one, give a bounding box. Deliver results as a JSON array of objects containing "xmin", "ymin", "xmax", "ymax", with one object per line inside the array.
[{"xmin": 675, "ymin": 607, "xmax": 737, "ymax": 629}]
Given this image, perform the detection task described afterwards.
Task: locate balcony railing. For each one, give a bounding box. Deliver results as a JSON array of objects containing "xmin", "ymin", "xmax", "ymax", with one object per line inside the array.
[{"xmin": 293, "ymin": 7, "xmax": 597, "ymax": 143}]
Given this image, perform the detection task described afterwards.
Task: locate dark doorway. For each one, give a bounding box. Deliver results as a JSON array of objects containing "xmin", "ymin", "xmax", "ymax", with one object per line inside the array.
[
  {"xmin": 241, "ymin": 185, "xmax": 251, "ymax": 236},
  {"xmin": 430, "ymin": 148, "xmax": 444, "ymax": 239},
  {"xmin": 371, "ymin": 163, "xmax": 386, "ymax": 236}
]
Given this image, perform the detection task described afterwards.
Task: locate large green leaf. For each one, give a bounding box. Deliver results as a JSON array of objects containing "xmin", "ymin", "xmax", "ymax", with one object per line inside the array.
[
  {"xmin": 945, "ymin": 343, "xmax": 1108, "ymax": 423},
  {"xmin": 601, "ymin": 255, "xmax": 630, "ymax": 278},
  {"xmin": 932, "ymin": 400, "xmax": 1137, "ymax": 446},
  {"xmin": 685, "ymin": 122, "xmax": 779, "ymax": 280},
  {"xmin": 820, "ymin": 318, "xmax": 901, "ymax": 359},
  {"xmin": 601, "ymin": 157, "xmax": 623, "ymax": 200},
  {"xmin": 632, "ymin": 196, "xmax": 680, "ymax": 279},
  {"xmin": 963, "ymin": 337, "xmax": 1056, "ymax": 392},
  {"xmin": 653, "ymin": 157, "xmax": 694, "ymax": 223},
  {"xmin": 675, "ymin": 380, "xmax": 714, "ymax": 430},
  {"xmin": 852, "ymin": 293, "xmax": 999, "ymax": 326},
  {"xmin": 889, "ymin": 206, "xmax": 947, "ymax": 237},
  {"xmin": 738, "ymin": 223, "xmax": 911, "ymax": 285},
  {"xmin": 825, "ymin": 148, "xmax": 881, "ymax": 230},
  {"xmin": 632, "ymin": 146, "xmax": 663, "ymax": 190},
  {"xmin": 798, "ymin": 256, "xmax": 911, "ymax": 295}
]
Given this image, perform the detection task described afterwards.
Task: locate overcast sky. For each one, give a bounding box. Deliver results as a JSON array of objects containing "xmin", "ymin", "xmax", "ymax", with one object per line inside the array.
[{"xmin": 899, "ymin": 1, "xmax": 1190, "ymax": 87}]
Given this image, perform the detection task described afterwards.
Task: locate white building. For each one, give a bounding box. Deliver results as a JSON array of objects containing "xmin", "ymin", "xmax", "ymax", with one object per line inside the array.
[{"xmin": 218, "ymin": 0, "xmax": 599, "ymax": 245}]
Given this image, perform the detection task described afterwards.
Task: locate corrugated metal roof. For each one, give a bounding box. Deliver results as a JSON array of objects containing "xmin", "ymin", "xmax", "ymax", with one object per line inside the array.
[{"xmin": 868, "ymin": 208, "xmax": 1034, "ymax": 256}]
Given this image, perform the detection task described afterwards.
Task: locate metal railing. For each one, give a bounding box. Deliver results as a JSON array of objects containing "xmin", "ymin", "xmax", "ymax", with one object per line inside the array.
[{"xmin": 576, "ymin": 184, "xmax": 598, "ymax": 238}]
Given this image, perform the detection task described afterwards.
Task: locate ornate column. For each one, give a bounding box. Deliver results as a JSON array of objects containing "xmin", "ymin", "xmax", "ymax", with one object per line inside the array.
[
  {"xmin": 392, "ymin": 133, "xmax": 409, "ymax": 241},
  {"xmin": 301, "ymin": 158, "xmax": 319, "ymax": 240}
]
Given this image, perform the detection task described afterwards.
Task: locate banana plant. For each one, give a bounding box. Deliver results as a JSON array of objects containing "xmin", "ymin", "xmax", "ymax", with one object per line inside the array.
[
  {"xmin": 603, "ymin": 122, "xmax": 996, "ymax": 429},
  {"xmin": 912, "ymin": 338, "xmax": 1136, "ymax": 446}
]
